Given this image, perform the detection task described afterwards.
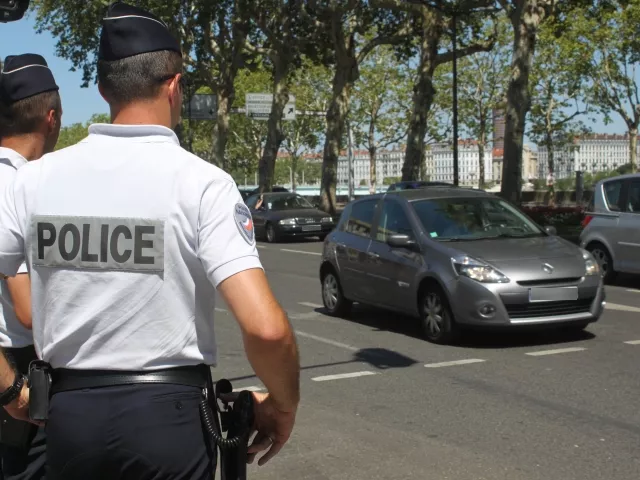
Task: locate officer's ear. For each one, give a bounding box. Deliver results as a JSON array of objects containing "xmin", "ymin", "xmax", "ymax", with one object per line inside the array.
[
  {"xmin": 45, "ymin": 106, "xmax": 61, "ymax": 136},
  {"xmin": 168, "ymin": 73, "xmax": 182, "ymax": 107}
]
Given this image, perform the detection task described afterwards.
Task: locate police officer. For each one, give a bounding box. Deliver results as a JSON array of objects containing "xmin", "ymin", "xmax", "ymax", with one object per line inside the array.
[
  {"xmin": 0, "ymin": 53, "xmax": 62, "ymax": 480},
  {"xmin": 0, "ymin": 2, "xmax": 300, "ymax": 479}
]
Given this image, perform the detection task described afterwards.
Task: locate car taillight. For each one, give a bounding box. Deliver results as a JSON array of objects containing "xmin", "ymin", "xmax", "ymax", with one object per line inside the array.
[{"xmin": 581, "ymin": 215, "xmax": 593, "ymax": 228}]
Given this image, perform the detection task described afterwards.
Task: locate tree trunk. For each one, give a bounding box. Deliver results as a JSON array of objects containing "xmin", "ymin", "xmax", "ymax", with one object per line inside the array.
[
  {"xmin": 292, "ymin": 155, "xmax": 299, "ymax": 191},
  {"xmin": 478, "ymin": 114, "xmax": 486, "ymax": 187},
  {"xmin": 259, "ymin": 56, "xmax": 290, "ymax": 194},
  {"xmin": 211, "ymin": 87, "xmax": 231, "ymax": 169},
  {"xmin": 320, "ymin": 56, "xmax": 358, "ymax": 214},
  {"xmin": 545, "ymin": 131, "xmax": 555, "ymax": 206},
  {"xmin": 403, "ymin": 15, "xmax": 440, "ymax": 181},
  {"xmin": 629, "ymin": 126, "xmax": 638, "ymax": 171},
  {"xmin": 368, "ymin": 112, "xmax": 378, "ymax": 194},
  {"xmin": 500, "ymin": 3, "xmax": 546, "ymax": 204}
]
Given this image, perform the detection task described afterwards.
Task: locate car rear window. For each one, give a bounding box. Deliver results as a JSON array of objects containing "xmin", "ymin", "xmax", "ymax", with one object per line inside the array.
[
  {"xmin": 603, "ymin": 180, "xmax": 623, "ymax": 211},
  {"xmin": 345, "ymin": 199, "xmax": 378, "ymax": 238}
]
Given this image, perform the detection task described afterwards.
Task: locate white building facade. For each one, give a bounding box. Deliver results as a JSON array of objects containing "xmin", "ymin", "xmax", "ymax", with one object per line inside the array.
[
  {"xmin": 431, "ymin": 141, "xmax": 493, "ymax": 187},
  {"xmin": 337, "ymin": 149, "xmax": 405, "ymax": 187},
  {"xmin": 537, "ymin": 134, "xmax": 639, "ymax": 179}
]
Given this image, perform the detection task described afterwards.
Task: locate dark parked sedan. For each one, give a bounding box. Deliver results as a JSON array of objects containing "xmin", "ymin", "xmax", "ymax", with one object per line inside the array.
[
  {"xmin": 245, "ymin": 192, "xmax": 335, "ymax": 242},
  {"xmin": 319, "ymin": 188, "xmax": 605, "ymax": 344}
]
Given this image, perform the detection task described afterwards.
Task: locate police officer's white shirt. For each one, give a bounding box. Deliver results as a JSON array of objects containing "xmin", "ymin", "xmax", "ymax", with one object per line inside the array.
[
  {"xmin": 0, "ymin": 124, "xmax": 263, "ymax": 370},
  {"xmin": 0, "ymin": 147, "xmax": 32, "ymax": 348}
]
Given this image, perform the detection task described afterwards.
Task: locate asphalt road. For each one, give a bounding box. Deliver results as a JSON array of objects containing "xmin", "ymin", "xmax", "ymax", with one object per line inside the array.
[{"xmin": 213, "ymin": 239, "xmax": 640, "ymax": 480}]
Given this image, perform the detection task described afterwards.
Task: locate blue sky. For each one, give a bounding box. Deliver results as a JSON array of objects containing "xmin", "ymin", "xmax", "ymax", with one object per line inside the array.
[{"xmin": 0, "ymin": 12, "xmax": 632, "ymax": 140}]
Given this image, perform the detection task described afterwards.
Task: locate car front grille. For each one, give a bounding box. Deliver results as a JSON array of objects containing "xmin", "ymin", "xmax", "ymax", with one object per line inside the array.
[
  {"xmin": 505, "ymin": 297, "xmax": 594, "ymax": 319},
  {"xmin": 296, "ymin": 217, "xmax": 319, "ymax": 224},
  {"xmin": 517, "ymin": 277, "xmax": 582, "ymax": 287}
]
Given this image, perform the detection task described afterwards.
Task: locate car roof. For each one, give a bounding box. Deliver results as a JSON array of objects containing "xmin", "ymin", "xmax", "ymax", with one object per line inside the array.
[
  {"xmin": 595, "ymin": 172, "xmax": 640, "ymax": 185},
  {"xmin": 391, "ymin": 181, "xmax": 452, "ymax": 187},
  {"xmin": 355, "ymin": 187, "xmax": 491, "ymax": 203},
  {"xmin": 250, "ymin": 191, "xmax": 300, "ymax": 198}
]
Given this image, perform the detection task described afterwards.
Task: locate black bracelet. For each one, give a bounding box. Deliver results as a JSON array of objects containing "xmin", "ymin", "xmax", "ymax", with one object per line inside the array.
[{"xmin": 0, "ymin": 373, "xmax": 25, "ymax": 407}]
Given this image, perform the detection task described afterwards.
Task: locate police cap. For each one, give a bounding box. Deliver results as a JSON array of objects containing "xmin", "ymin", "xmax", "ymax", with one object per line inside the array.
[
  {"xmin": 98, "ymin": 2, "xmax": 181, "ymax": 62},
  {"xmin": 0, "ymin": 53, "xmax": 59, "ymax": 104}
]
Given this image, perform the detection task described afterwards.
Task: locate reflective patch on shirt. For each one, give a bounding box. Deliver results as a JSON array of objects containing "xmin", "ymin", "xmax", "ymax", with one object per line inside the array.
[
  {"xmin": 31, "ymin": 216, "xmax": 165, "ymax": 272},
  {"xmin": 233, "ymin": 203, "xmax": 255, "ymax": 245}
]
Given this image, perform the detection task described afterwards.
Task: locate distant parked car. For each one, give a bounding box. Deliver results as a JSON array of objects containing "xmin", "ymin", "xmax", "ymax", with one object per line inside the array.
[
  {"xmin": 387, "ymin": 181, "xmax": 453, "ymax": 192},
  {"xmin": 245, "ymin": 192, "xmax": 335, "ymax": 242},
  {"xmin": 580, "ymin": 173, "xmax": 640, "ymax": 282},
  {"xmin": 320, "ymin": 187, "xmax": 604, "ymax": 344},
  {"xmin": 248, "ymin": 186, "xmax": 289, "ymax": 196}
]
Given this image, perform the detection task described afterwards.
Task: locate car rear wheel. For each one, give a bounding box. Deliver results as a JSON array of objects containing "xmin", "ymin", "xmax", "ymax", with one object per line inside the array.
[
  {"xmin": 587, "ymin": 243, "xmax": 616, "ymax": 283},
  {"xmin": 265, "ymin": 223, "xmax": 279, "ymax": 243},
  {"xmin": 321, "ymin": 269, "xmax": 352, "ymax": 316},
  {"xmin": 419, "ymin": 285, "xmax": 458, "ymax": 344}
]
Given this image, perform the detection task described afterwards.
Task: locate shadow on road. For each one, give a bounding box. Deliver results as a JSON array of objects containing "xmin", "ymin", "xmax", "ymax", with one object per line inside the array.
[
  {"xmin": 314, "ymin": 305, "xmax": 597, "ymax": 350},
  {"xmin": 608, "ymin": 274, "xmax": 639, "ymax": 290}
]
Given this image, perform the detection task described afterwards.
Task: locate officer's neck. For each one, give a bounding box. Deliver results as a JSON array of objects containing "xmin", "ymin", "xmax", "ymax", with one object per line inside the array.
[
  {"xmin": 110, "ymin": 101, "xmax": 173, "ymax": 130},
  {"xmin": 0, "ymin": 135, "xmax": 45, "ymax": 161}
]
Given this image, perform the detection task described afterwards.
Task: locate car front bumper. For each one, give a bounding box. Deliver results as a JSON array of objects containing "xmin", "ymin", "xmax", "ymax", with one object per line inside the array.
[
  {"xmin": 277, "ymin": 223, "xmax": 334, "ymax": 237},
  {"xmin": 446, "ymin": 274, "xmax": 605, "ymax": 327}
]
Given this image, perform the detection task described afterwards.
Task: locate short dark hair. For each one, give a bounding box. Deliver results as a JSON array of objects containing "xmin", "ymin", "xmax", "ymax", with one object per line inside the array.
[
  {"xmin": 0, "ymin": 90, "xmax": 61, "ymax": 138},
  {"xmin": 97, "ymin": 50, "xmax": 183, "ymax": 105}
]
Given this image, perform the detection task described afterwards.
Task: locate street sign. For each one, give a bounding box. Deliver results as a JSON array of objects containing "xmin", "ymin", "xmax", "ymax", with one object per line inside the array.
[
  {"xmin": 186, "ymin": 94, "xmax": 217, "ymax": 120},
  {"xmin": 245, "ymin": 93, "xmax": 296, "ymax": 121}
]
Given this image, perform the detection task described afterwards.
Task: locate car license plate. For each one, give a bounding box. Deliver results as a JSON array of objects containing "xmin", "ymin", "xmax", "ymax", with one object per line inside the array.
[
  {"xmin": 528, "ymin": 287, "xmax": 579, "ymax": 302},
  {"xmin": 301, "ymin": 225, "xmax": 321, "ymax": 232}
]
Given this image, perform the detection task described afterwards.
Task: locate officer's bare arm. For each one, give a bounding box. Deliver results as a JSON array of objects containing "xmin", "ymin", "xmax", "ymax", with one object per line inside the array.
[
  {"xmin": 6, "ymin": 274, "xmax": 32, "ymax": 329},
  {"xmin": 218, "ymin": 268, "xmax": 300, "ymax": 412}
]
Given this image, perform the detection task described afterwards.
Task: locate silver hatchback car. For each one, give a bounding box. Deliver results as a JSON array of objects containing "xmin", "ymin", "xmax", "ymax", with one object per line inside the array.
[
  {"xmin": 319, "ymin": 188, "xmax": 605, "ymax": 344},
  {"xmin": 580, "ymin": 173, "xmax": 640, "ymax": 283}
]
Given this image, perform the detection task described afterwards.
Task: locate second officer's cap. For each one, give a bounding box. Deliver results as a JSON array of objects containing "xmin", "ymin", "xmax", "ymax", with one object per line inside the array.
[
  {"xmin": 0, "ymin": 54, "xmax": 59, "ymax": 104},
  {"xmin": 98, "ymin": 1, "xmax": 181, "ymax": 61}
]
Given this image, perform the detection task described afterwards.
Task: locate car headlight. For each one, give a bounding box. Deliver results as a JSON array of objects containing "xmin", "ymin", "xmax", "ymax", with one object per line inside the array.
[
  {"xmin": 321, "ymin": 217, "xmax": 333, "ymax": 223},
  {"xmin": 451, "ymin": 255, "xmax": 510, "ymax": 283},
  {"xmin": 581, "ymin": 249, "xmax": 600, "ymax": 276},
  {"xmin": 279, "ymin": 218, "xmax": 296, "ymax": 225}
]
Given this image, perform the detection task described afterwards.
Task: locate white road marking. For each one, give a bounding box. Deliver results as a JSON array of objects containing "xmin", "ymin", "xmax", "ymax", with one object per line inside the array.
[
  {"xmin": 215, "ymin": 307, "xmax": 227, "ymax": 313},
  {"xmin": 280, "ymin": 248, "xmax": 322, "ymax": 256},
  {"xmin": 233, "ymin": 386, "xmax": 264, "ymax": 392},
  {"xmin": 605, "ymin": 303, "xmax": 640, "ymax": 313},
  {"xmin": 526, "ymin": 347, "xmax": 586, "ymax": 356},
  {"xmin": 299, "ymin": 301, "xmax": 323, "ymax": 309},
  {"xmin": 295, "ymin": 330, "xmax": 358, "ymax": 351},
  {"xmin": 312, "ymin": 371, "xmax": 377, "ymax": 382},
  {"xmin": 256, "ymin": 245, "xmax": 266, "ymax": 249},
  {"xmin": 625, "ymin": 289, "xmax": 640, "ymax": 293},
  {"xmin": 623, "ymin": 340, "xmax": 640, "ymax": 345},
  {"xmin": 424, "ymin": 359, "xmax": 486, "ymax": 368}
]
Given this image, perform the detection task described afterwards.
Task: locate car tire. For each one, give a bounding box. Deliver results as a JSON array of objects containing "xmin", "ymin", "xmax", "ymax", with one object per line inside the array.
[
  {"xmin": 586, "ymin": 242, "xmax": 616, "ymax": 283},
  {"xmin": 419, "ymin": 284, "xmax": 459, "ymax": 345},
  {"xmin": 265, "ymin": 223, "xmax": 279, "ymax": 243},
  {"xmin": 318, "ymin": 234, "xmax": 328, "ymax": 242},
  {"xmin": 321, "ymin": 268, "xmax": 352, "ymax": 317}
]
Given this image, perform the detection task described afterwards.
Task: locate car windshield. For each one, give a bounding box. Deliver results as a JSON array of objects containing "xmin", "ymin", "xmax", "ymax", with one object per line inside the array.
[
  {"xmin": 412, "ymin": 197, "xmax": 543, "ymax": 241},
  {"xmin": 266, "ymin": 194, "xmax": 314, "ymax": 211}
]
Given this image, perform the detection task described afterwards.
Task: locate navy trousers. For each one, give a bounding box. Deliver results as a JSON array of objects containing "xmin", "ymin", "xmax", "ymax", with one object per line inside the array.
[
  {"xmin": 45, "ymin": 383, "xmax": 216, "ymax": 480},
  {"xmin": 0, "ymin": 425, "xmax": 46, "ymax": 480}
]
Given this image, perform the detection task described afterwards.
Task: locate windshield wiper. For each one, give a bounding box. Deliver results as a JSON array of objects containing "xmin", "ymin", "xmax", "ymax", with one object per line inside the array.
[{"xmin": 487, "ymin": 232, "xmax": 542, "ymax": 239}]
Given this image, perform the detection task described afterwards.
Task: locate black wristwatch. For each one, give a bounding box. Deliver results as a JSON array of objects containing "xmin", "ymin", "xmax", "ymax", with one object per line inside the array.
[{"xmin": 0, "ymin": 373, "xmax": 25, "ymax": 407}]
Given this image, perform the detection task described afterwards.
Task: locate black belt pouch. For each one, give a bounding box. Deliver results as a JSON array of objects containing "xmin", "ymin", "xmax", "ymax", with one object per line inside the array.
[{"xmin": 27, "ymin": 360, "xmax": 52, "ymax": 423}]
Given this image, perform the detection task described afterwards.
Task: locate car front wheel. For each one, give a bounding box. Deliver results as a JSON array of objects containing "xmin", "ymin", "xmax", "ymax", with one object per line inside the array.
[
  {"xmin": 587, "ymin": 243, "xmax": 616, "ymax": 283},
  {"xmin": 321, "ymin": 268, "xmax": 352, "ymax": 316},
  {"xmin": 419, "ymin": 284, "xmax": 458, "ymax": 344},
  {"xmin": 265, "ymin": 223, "xmax": 279, "ymax": 243}
]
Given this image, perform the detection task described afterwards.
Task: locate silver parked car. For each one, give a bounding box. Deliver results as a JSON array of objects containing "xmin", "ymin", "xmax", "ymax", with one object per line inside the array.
[
  {"xmin": 580, "ymin": 173, "xmax": 640, "ymax": 283},
  {"xmin": 319, "ymin": 188, "xmax": 605, "ymax": 344}
]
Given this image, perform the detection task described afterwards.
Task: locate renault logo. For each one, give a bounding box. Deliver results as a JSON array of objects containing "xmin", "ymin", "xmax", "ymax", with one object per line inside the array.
[{"xmin": 542, "ymin": 263, "xmax": 554, "ymax": 274}]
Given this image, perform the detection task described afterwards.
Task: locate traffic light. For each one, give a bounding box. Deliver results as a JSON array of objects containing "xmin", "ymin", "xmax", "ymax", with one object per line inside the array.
[{"xmin": 0, "ymin": 0, "xmax": 30, "ymax": 23}]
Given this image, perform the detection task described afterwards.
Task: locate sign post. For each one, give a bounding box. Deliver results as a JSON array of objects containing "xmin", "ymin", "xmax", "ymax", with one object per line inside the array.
[{"xmin": 245, "ymin": 93, "xmax": 296, "ymax": 121}]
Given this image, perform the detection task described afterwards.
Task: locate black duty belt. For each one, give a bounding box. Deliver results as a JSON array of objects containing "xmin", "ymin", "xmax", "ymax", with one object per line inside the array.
[{"xmin": 50, "ymin": 364, "xmax": 210, "ymax": 395}]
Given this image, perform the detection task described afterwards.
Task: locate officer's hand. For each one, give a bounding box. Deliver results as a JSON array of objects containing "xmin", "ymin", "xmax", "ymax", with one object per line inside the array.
[
  {"xmin": 4, "ymin": 383, "xmax": 33, "ymax": 424},
  {"xmin": 247, "ymin": 392, "xmax": 297, "ymax": 466}
]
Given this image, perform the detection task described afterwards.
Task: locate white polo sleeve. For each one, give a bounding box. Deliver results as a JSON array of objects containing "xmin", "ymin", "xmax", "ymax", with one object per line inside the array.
[
  {"xmin": 0, "ymin": 180, "xmax": 25, "ymax": 277},
  {"xmin": 197, "ymin": 178, "xmax": 263, "ymax": 287}
]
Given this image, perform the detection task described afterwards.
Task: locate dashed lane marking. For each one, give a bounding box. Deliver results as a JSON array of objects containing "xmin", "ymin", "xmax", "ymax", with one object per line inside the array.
[
  {"xmin": 625, "ymin": 289, "xmax": 640, "ymax": 293},
  {"xmin": 295, "ymin": 330, "xmax": 358, "ymax": 351},
  {"xmin": 280, "ymin": 248, "xmax": 322, "ymax": 256},
  {"xmin": 215, "ymin": 307, "xmax": 227, "ymax": 313},
  {"xmin": 424, "ymin": 359, "xmax": 486, "ymax": 368},
  {"xmin": 623, "ymin": 340, "xmax": 640, "ymax": 345},
  {"xmin": 605, "ymin": 303, "xmax": 640, "ymax": 313},
  {"xmin": 312, "ymin": 371, "xmax": 377, "ymax": 382},
  {"xmin": 298, "ymin": 301, "xmax": 323, "ymax": 309},
  {"xmin": 526, "ymin": 347, "xmax": 586, "ymax": 356},
  {"xmin": 233, "ymin": 386, "xmax": 264, "ymax": 392},
  {"xmin": 256, "ymin": 245, "xmax": 266, "ymax": 249}
]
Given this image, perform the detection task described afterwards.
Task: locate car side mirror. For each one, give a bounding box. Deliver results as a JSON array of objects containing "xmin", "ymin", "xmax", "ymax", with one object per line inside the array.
[
  {"xmin": 543, "ymin": 225, "xmax": 557, "ymax": 236},
  {"xmin": 387, "ymin": 234, "xmax": 419, "ymax": 251}
]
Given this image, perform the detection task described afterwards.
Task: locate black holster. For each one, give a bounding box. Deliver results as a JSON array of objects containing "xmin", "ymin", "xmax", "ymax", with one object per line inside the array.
[
  {"xmin": 0, "ymin": 346, "xmax": 39, "ymax": 448},
  {"xmin": 27, "ymin": 360, "xmax": 52, "ymax": 423},
  {"xmin": 199, "ymin": 374, "xmax": 254, "ymax": 480}
]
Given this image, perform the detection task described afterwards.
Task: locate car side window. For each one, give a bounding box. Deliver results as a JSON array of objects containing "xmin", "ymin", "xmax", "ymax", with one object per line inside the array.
[
  {"xmin": 345, "ymin": 200, "xmax": 378, "ymax": 238},
  {"xmin": 245, "ymin": 195, "xmax": 259, "ymax": 209},
  {"xmin": 376, "ymin": 200, "xmax": 414, "ymax": 243},
  {"xmin": 627, "ymin": 180, "xmax": 640, "ymax": 213},
  {"xmin": 603, "ymin": 180, "xmax": 623, "ymax": 211}
]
